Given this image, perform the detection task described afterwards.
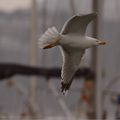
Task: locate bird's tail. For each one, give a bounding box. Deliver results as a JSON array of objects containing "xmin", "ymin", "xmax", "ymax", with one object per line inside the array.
[{"xmin": 38, "ymin": 27, "xmax": 60, "ymax": 49}]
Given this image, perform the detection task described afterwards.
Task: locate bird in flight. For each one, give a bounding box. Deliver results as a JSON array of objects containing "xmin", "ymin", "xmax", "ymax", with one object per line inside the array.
[{"xmin": 38, "ymin": 13, "xmax": 106, "ymax": 95}]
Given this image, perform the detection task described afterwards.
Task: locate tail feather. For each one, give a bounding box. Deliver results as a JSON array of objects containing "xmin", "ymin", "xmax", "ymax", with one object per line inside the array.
[{"xmin": 38, "ymin": 27, "xmax": 60, "ymax": 49}]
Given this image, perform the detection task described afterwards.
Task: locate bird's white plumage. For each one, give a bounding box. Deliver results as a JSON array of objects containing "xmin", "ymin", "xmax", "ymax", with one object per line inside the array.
[
  {"xmin": 59, "ymin": 13, "xmax": 97, "ymax": 94},
  {"xmin": 60, "ymin": 46, "xmax": 85, "ymax": 84},
  {"xmin": 61, "ymin": 13, "xmax": 97, "ymax": 35},
  {"xmin": 38, "ymin": 13, "xmax": 106, "ymax": 95},
  {"xmin": 38, "ymin": 27, "xmax": 59, "ymax": 49},
  {"xmin": 60, "ymin": 46, "xmax": 85, "ymax": 95}
]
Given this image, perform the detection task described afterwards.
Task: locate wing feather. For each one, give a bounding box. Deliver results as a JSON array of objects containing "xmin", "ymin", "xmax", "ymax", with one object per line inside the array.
[
  {"xmin": 60, "ymin": 46, "xmax": 85, "ymax": 93},
  {"xmin": 61, "ymin": 13, "xmax": 97, "ymax": 35}
]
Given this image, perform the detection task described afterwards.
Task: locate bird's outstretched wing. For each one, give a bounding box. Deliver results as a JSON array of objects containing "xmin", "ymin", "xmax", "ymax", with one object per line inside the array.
[
  {"xmin": 61, "ymin": 13, "xmax": 97, "ymax": 35},
  {"xmin": 60, "ymin": 46, "xmax": 85, "ymax": 95}
]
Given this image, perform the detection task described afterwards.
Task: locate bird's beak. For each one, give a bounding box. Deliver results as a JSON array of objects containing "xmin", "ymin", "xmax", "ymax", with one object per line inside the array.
[
  {"xmin": 43, "ymin": 38, "xmax": 59, "ymax": 49},
  {"xmin": 98, "ymin": 40, "xmax": 107, "ymax": 45}
]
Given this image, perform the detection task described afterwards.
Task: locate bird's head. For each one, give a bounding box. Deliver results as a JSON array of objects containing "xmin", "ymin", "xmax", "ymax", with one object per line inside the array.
[
  {"xmin": 85, "ymin": 37, "xmax": 107, "ymax": 48},
  {"xmin": 94, "ymin": 40, "xmax": 106, "ymax": 46}
]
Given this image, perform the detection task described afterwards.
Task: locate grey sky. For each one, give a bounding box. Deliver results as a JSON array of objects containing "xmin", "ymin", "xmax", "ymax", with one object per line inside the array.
[
  {"xmin": 0, "ymin": 0, "xmax": 119, "ymax": 22},
  {"xmin": 0, "ymin": 0, "xmax": 31, "ymax": 12}
]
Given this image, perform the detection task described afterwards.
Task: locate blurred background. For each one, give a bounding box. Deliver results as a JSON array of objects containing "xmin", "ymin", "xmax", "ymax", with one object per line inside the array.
[{"xmin": 0, "ymin": 0, "xmax": 120, "ymax": 119}]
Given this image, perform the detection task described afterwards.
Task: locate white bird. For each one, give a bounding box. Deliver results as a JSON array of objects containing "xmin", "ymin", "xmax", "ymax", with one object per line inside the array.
[{"xmin": 38, "ymin": 13, "xmax": 106, "ymax": 95}]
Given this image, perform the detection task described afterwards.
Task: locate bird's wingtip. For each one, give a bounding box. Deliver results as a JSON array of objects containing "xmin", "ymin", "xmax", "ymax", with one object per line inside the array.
[
  {"xmin": 62, "ymin": 90, "xmax": 68, "ymax": 96},
  {"xmin": 61, "ymin": 80, "xmax": 72, "ymax": 96}
]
